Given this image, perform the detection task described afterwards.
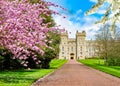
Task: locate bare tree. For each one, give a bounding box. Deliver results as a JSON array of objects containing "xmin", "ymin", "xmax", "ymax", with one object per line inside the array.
[
  {"xmin": 95, "ymin": 24, "xmax": 111, "ymax": 65},
  {"xmin": 95, "ymin": 24, "xmax": 120, "ymax": 65}
]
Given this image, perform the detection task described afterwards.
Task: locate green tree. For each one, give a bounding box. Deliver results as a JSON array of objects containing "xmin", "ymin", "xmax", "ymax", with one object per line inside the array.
[
  {"xmin": 29, "ymin": 0, "xmax": 60, "ymax": 69},
  {"xmin": 38, "ymin": 31, "xmax": 61, "ymax": 69}
]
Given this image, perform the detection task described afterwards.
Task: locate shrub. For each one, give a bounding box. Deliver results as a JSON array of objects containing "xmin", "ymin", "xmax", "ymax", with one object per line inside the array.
[{"xmin": 106, "ymin": 57, "xmax": 120, "ymax": 66}]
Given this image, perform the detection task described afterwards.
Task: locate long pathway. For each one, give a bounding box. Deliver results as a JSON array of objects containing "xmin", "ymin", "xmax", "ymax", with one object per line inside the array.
[{"xmin": 33, "ymin": 60, "xmax": 120, "ymax": 86}]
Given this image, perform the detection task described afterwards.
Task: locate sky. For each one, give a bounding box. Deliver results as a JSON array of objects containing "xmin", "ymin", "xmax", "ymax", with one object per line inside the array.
[{"xmin": 46, "ymin": 0, "xmax": 106, "ymax": 39}]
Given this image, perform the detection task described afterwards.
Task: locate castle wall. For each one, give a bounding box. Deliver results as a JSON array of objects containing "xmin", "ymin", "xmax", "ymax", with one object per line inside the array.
[
  {"xmin": 59, "ymin": 31, "xmax": 96, "ymax": 59},
  {"xmin": 68, "ymin": 39, "xmax": 76, "ymax": 59}
]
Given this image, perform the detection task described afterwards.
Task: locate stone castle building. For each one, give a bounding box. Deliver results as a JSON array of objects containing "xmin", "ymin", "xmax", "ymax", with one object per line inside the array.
[{"xmin": 59, "ymin": 30, "xmax": 96, "ymax": 60}]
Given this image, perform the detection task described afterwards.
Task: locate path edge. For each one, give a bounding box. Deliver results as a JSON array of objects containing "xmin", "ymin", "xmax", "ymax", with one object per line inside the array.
[
  {"xmin": 31, "ymin": 60, "xmax": 68, "ymax": 86},
  {"xmin": 77, "ymin": 60, "xmax": 120, "ymax": 80}
]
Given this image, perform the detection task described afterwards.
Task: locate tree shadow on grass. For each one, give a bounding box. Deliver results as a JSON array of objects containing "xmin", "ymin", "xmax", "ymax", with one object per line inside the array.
[
  {"xmin": 0, "ymin": 76, "xmax": 36, "ymax": 84},
  {"xmin": 0, "ymin": 69, "xmax": 39, "ymax": 84},
  {"xmin": 109, "ymin": 66, "xmax": 120, "ymax": 70},
  {"xmin": 0, "ymin": 69, "xmax": 37, "ymax": 73},
  {"xmin": 49, "ymin": 67, "xmax": 57, "ymax": 69}
]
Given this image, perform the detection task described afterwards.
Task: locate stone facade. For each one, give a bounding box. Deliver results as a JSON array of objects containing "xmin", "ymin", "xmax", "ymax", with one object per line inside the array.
[{"xmin": 59, "ymin": 30, "xmax": 96, "ymax": 60}]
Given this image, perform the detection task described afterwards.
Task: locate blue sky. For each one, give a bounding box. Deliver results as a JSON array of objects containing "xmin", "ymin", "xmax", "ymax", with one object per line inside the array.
[{"xmin": 47, "ymin": 0, "xmax": 106, "ymax": 39}]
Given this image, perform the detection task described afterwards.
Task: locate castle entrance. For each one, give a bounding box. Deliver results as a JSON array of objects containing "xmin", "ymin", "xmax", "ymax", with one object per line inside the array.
[{"xmin": 70, "ymin": 53, "xmax": 74, "ymax": 59}]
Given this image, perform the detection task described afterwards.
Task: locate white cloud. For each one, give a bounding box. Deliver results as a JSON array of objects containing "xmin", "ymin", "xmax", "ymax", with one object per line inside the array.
[
  {"xmin": 53, "ymin": 9, "xmax": 101, "ymax": 40},
  {"xmin": 76, "ymin": 9, "xmax": 82, "ymax": 15},
  {"xmin": 79, "ymin": 16, "xmax": 100, "ymax": 40},
  {"xmin": 53, "ymin": 15, "xmax": 81, "ymax": 38},
  {"xmin": 81, "ymin": 23, "xmax": 101, "ymax": 40},
  {"xmin": 97, "ymin": 9, "xmax": 106, "ymax": 14}
]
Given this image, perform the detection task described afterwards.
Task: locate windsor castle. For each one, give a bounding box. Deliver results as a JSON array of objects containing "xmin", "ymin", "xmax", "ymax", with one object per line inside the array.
[{"xmin": 59, "ymin": 30, "xmax": 96, "ymax": 59}]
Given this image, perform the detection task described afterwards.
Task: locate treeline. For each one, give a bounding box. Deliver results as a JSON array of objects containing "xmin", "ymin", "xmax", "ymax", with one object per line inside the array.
[{"xmin": 95, "ymin": 24, "xmax": 120, "ymax": 66}]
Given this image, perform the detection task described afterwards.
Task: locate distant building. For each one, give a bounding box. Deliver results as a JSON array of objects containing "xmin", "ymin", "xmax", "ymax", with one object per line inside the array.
[{"xmin": 59, "ymin": 30, "xmax": 96, "ymax": 59}]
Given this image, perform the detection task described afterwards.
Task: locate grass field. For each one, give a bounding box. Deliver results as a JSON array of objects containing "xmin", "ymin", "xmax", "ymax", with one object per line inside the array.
[
  {"xmin": 0, "ymin": 59, "xmax": 67, "ymax": 86},
  {"xmin": 78, "ymin": 59, "xmax": 120, "ymax": 78}
]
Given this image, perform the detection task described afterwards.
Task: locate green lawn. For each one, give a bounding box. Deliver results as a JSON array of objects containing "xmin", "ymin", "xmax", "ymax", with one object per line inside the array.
[
  {"xmin": 78, "ymin": 59, "xmax": 120, "ymax": 78},
  {"xmin": 0, "ymin": 59, "xmax": 67, "ymax": 86}
]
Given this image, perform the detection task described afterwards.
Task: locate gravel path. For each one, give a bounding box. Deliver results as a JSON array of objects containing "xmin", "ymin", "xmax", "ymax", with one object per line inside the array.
[{"xmin": 33, "ymin": 60, "xmax": 120, "ymax": 86}]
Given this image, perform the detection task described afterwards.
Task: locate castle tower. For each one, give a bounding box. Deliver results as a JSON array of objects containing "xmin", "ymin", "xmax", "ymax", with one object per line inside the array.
[
  {"xmin": 59, "ymin": 31, "xmax": 68, "ymax": 59},
  {"xmin": 68, "ymin": 38, "xmax": 76, "ymax": 59},
  {"xmin": 76, "ymin": 30, "xmax": 86, "ymax": 59},
  {"xmin": 58, "ymin": 30, "xmax": 94, "ymax": 60}
]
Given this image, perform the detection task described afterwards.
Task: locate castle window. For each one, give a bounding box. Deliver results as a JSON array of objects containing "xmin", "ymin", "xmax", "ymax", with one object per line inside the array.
[
  {"xmin": 62, "ymin": 47, "xmax": 64, "ymax": 51},
  {"xmin": 80, "ymin": 52, "xmax": 82, "ymax": 55},
  {"xmin": 89, "ymin": 48, "xmax": 91, "ymax": 52},
  {"xmin": 80, "ymin": 46, "xmax": 82, "ymax": 51},
  {"xmin": 71, "ymin": 47, "xmax": 73, "ymax": 51}
]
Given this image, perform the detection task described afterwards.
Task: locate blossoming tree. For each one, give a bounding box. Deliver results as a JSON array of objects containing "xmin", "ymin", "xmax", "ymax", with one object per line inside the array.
[{"xmin": 0, "ymin": 0, "xmax": 64, "ymax": 67}]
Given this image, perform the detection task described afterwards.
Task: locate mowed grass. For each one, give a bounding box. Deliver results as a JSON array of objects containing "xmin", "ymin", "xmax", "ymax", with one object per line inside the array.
[
  {"xmin": 78, "ymin": 59, "xmax": 120, "ymax": 78},
  {"xmin": 0, "ymin": 59, "xmax": 67, "ymax": 86}
]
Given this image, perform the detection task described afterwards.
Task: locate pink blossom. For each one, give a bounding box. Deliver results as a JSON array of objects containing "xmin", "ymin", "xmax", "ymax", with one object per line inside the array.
[
  {"xmin": 0, "ymin": 0, "xmax": 65, "ymax": 66},
  {"xmin": 23, "ymin": 63, "xmax": 27, "ymax": 67}
]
